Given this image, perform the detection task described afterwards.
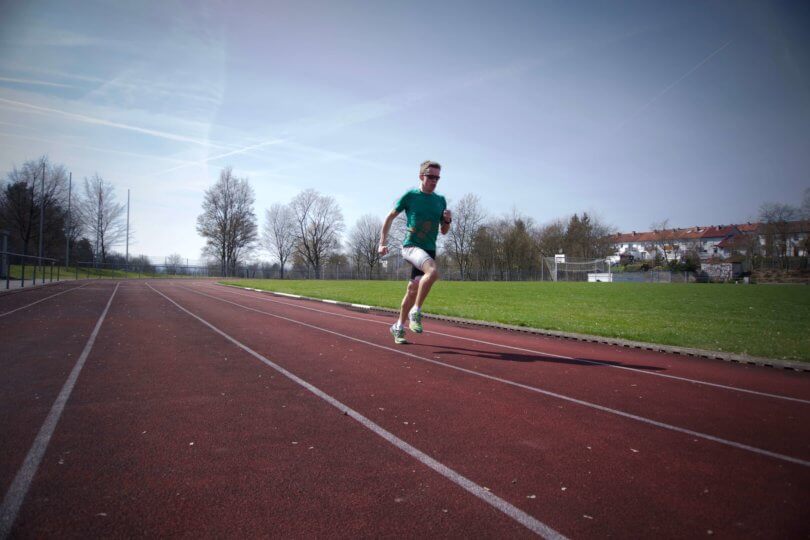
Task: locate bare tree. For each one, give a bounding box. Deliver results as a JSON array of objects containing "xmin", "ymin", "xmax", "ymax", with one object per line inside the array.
[
  {"xmin": 196, "ymin": 167, "xmax": 258, "ymax": 276},
  {"xmin": 1, "ymin": 156, "xmax": 70, "ymax": 257},
  {"xmin": 289, "ymin": 189, "xmax": 344, "ymax": 276},
  {"xmin": 759, "ymin": 202, "xmax": 799, "ymax": 261},
  {"xmin": 647, "ymin": 219, "xmax": 678, "ymax": 264},
  {"xmin": 78, "ymin": 173, "xmax": 127, "ymax": 264},
  {"xmin": 166, "ymin": 253, "xmax": 184, "ymax": 275},
  {"xmin": 802, "ymin": 187, "xmax": 810, "ymax": 220},
  {"xmin": 263, "ymin": 203, "xmax": 296, "ymax": 279},
  {"xmin": 534, "ymin": 218, "xmax": 566, "ymax": 257},
  {"xmin": 445, "ymin": 193, "xmax": 486, "ymax": 280},
  {"xmin": 347, "ymin": 214, "xmax": 383, "ymax": 278}
]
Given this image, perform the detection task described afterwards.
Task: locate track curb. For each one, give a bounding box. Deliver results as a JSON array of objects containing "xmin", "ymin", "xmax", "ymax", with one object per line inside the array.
[{"xmin": 221, "ymin": 284, "xmax": 810, "ymax": 373}]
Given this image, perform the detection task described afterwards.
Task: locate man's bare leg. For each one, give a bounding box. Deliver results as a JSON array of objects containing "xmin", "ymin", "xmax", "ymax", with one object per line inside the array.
[
  {"xmin": 398, "ymin": 278, "xmax": 419, "ymax": 326},
  {"xmin": 413, "ymin": 259, "xmax": 439, "ymax": 310}
]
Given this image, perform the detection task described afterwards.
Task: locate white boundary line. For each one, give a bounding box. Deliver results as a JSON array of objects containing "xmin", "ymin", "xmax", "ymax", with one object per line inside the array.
[
  {"xmin": 183, "ymin": 284, "xmax": 810, "ymax": 468},
  {"xmin": 205, "ymin": 284, "xmax": 810, "ymax": 405},
  {"xmin": 0, "ymin": 283, "xmax": 90, "ymax": 319},
  {"xmin": 147, "ymin": 283, "xmax": 566, "ymax": 539},
  {"xmin": 0, "ymin": 283, "xmax": 119, "ymax": 539}
]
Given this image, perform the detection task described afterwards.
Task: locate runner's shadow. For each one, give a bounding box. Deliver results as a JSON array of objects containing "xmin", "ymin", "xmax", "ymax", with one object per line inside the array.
[{"xmin": 429, "ymin": 344, "xmax": 666, "ymax": 371}]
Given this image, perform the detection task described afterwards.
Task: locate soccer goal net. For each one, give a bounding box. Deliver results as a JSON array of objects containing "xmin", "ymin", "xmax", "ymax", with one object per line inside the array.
[{"xmin": 543, "ymin": 257, "xmax": 610, "ymax": 282}]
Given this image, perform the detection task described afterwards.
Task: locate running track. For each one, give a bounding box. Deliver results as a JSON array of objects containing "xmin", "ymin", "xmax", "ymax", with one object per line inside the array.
[{"xmin": 1, "ymin": 280, "xmax": 808, "ymax": 538}]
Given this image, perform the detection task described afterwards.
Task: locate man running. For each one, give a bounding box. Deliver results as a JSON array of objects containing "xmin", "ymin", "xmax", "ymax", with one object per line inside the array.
[{"xmin": 378, "ymin": 160, "xmax": 452, "ymax": 344}]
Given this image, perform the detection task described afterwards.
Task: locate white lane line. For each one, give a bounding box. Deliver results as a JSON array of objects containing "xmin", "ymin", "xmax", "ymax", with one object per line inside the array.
[
  {"xmin": 148, "ymin": 284, "xmax": 566, "ymax": 539},
  {"xmin": 187, "ymin": 284, "xmax": 810, "ymax": 468},
  {"xmin": 274, "ymin": 292, "xmax": 301, "ymax": 299},
  {"xmin": 0, "ymin": 283, "xmax": 119, "ymax": 539},
  {"xmin": 0, "ymin": 283, "xmax": 90, "ymax": 319},
  {"xmin": 204, "ymin": 284, "xmax": 810, "ymax": 405}
]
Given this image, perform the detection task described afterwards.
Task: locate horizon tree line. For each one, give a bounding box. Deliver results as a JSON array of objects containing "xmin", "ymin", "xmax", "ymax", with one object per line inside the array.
[
  {"xmin": 197, "ymin": 166, "xmax": 623, "ymax": 280},
  {"xmin": 0, "ymin": 155, "xmax": 131, "ymax": 266}
]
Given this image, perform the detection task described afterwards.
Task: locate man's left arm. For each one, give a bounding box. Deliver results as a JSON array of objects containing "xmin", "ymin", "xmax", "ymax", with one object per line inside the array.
[{"xmin": 440, "ymin": 208, "xmax": 452, "ymax": 235}]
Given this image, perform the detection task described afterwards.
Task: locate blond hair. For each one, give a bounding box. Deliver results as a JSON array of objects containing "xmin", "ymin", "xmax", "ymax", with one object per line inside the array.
[{"xmin": 419, "ymin": 160, "xmax": 441, "ymax": 176}]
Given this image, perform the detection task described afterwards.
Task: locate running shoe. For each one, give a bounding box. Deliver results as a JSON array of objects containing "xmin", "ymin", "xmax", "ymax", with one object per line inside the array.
[
  {"xmin": 390, "ymin": 324, "xmax": 407, "ymax": 344},
  {"xmin": 408, "ymin": 309, "xmax": 423, "ymax": 333}
]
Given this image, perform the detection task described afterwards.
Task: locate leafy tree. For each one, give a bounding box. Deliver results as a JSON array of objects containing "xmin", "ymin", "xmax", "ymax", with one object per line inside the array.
[
  {"xmin": 1, "ymin": 156, "xmax": 70, "ymax": 258},
  {"xmin": 73, "ymin": 237, "xmax": 94, "ymax": 263},
  {"xmin": 196, "ymin": 167, "xmax": 258, "ymax": 276},
  {"xmin": 563, "ymin": 212, "xmax": 613, "ymax": 258}
]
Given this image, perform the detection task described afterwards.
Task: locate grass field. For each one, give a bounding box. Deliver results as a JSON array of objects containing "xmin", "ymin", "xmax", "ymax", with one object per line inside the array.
[
  {"xmin": 225, "ymin": 279, "xmax": 810, "ymax": 362},
  {"xmin": 5, "ymin": 265, "xmax": 181, "ymax": 281}
]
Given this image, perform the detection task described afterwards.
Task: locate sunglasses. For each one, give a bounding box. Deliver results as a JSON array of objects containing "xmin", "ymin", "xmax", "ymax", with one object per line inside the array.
[{"xmin": 423, "ymin": 174, "xmax": 440, "ymax": 181}]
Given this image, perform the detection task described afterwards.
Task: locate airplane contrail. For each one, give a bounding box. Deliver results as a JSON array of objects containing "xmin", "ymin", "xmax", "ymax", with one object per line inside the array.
[
  {"xmin": 0, "ymin": 96, "xmax": 229, "ymax": 149},
  {"xmin": 0, "ymin": 77, "xmax": 75, "ymax": 89},
  {"xmin": 614, "ymin": 40, "xmax": 733, "ymax": 132},
  {"xmin": 154, "ymin": 138, "xmax": 287, "ymax": 175}
]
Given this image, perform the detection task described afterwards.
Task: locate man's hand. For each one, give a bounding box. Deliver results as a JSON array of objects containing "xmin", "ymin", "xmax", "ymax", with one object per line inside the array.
[
  {"xmin": 442, "ymin": 209, "xmax": 452, "ymax": 224},
  {"xmin": 378, "ymin": 243, "xmax": 389, "ymax": 256}
]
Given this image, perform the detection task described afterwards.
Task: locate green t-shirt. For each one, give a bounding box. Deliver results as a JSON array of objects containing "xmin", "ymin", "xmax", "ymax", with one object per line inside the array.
[{"xmin": 395, "ymin": 188, "xmax": 447, "ymax": 251}]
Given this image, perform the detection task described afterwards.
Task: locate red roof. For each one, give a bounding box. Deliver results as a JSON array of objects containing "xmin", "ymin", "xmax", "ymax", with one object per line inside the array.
[
  {"xmin": 736, "ymin": 222, "xmax": 760, "ymax": 233},
  {"xmin": 610, "ymin": 220, "xmax": 807, "ymax": 248},
  {"xmin": 700, "ymin": 225, "xmax": 739, "ymax": 239}
]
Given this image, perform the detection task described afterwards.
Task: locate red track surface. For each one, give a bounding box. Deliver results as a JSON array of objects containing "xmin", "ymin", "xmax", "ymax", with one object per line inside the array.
[{"xmin": 1, "ymin": 280, "xmax": 808, "ymax": 538}]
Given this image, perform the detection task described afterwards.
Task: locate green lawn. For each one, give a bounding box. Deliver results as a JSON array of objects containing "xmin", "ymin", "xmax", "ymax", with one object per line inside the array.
[
  {"xmin": 224, "ymin": 279, "xmax": 810, "ymax": 362},
  {"xmin": 6, "ymin": 265, "xmax": 182, "ymax": 280}
]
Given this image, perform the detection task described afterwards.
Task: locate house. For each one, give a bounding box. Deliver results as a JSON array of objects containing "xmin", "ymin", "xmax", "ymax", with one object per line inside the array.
[
  {"xmin": 698, "ymin": 225, "xmax": 741, "ymax": 259},
  {"xmin": 609, "ymin": 221, "xmax": 809, "ymax": 262}
]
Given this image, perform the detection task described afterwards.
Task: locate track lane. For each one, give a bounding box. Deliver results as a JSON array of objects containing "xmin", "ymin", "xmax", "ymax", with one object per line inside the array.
[
  {"xmin": 10, "ymin": 282, "xmax": 540, "ymax": 538},
  {"xmin": 1, "ymin": 283, "xmax": 119, "ymax": 538},
  {"xmin": 190, "ymin": 283, "xmax": 810, "ymax": 462},
  {"xmin": 157, "ymin": 282, "xmax": 810, "ymax": 538},
  {"xmin": 0, "ymin": 282, "xmax": 119, "ymax": 497},
  {"xmin": 209, "ymin": 283, "xmax": 810, "ymax": 400},
  {"xmin": 0, "ymin": 282, "xmax": 90, "ymax": 318}
]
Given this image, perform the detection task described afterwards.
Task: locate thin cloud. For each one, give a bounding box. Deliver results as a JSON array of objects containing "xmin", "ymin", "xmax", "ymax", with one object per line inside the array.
[
  {"xmin": 155, "ymin": 138, "xmax": 288, "ymax": 175},
  {"xmin": 0, "ymin": 96, "xmax": 226, "ymax": 149},
  {"xmin": 0, "ymin": 77, "xmax": 75, "ymax": 89}
]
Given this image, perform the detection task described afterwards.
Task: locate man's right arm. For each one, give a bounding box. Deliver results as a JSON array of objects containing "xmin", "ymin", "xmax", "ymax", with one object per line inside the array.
[{"xmin": 378, "ymin": 209, "xmax": 400, "ymax": 255}]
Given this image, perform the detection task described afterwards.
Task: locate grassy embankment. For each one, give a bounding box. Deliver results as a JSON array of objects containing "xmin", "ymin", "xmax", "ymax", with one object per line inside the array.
[
  {"xmin": 6, "ymin": 265, "xmax": 177, "ymax": 280},
  {"xmin": 224, "ymin": 279, "xmax": 810, "ymax": 362}
]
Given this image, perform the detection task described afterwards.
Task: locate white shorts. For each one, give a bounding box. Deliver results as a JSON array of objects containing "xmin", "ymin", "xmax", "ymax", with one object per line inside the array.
[{"xmin": 401, "ymin": 246, "xmax": 434, "ymax": 276}]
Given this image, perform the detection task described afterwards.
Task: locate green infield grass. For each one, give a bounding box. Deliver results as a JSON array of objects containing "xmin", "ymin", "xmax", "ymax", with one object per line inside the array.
[{"xmin": 224, "ymin": 279, "xmax": 810, "ymax": 362}]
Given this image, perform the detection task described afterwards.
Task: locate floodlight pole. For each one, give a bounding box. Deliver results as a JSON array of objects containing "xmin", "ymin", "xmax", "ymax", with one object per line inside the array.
[
  {"xmin": 126, "ymin": 188, "xmax": 130, "ymax": 266},
  {"xmin": 65, "ymin": 172, "xmax": 71, "ymax": 267},
  {"xmin": 38, "ymin": 161, "xmax": 45, "ymax": 270},
  {"xmin": 95, "ymin": 188, "xmax": 102, "ymax": 268}
]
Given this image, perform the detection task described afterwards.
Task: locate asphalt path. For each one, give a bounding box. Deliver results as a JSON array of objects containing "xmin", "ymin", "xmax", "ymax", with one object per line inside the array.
[{"xmin": 1, "ymin": 280, "xmax": 808, "ymax": 538}]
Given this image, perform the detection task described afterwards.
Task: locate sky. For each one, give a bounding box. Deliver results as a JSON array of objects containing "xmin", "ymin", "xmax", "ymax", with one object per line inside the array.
[{"xmin": 1, "ymin": 0, "xmax": 808, "ymax": 262}]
